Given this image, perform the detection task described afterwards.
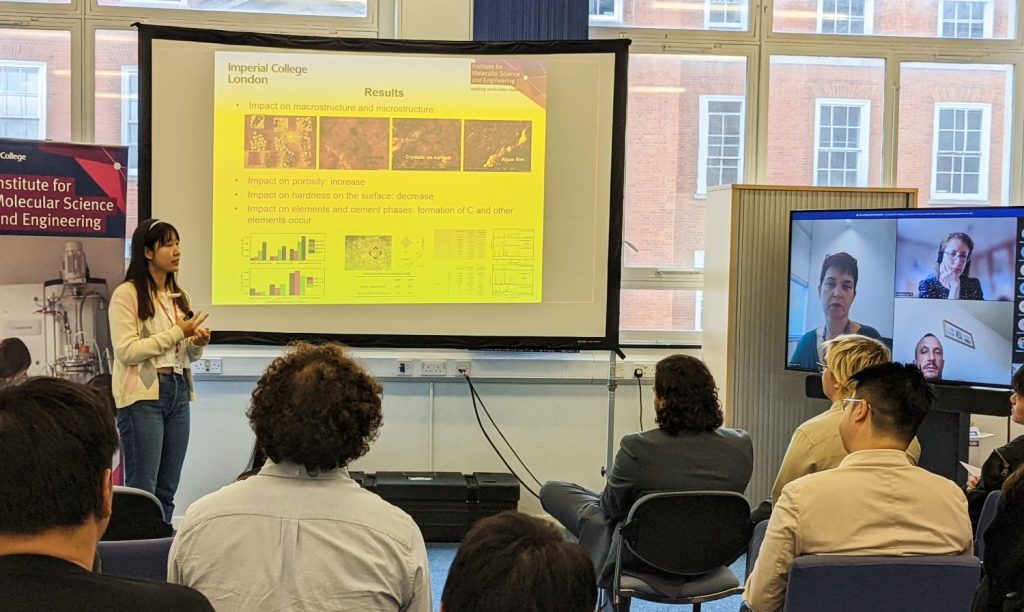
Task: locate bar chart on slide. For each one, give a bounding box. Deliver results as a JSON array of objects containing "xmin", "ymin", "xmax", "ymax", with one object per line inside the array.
[
  {"xmin": 243, "ymin": 268, "xmax": 326, "ymax": 298},
  {"xmin": 243, "ymin": 233, "xmax": 326, "ymax": 262}
]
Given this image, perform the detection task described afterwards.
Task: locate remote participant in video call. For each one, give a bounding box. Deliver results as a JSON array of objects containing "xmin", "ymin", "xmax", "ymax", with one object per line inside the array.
[
  {"xmin": 913, "ymin": 333, "xmax": 944, "ymax": 381},
  {"xmin": 918, "ymin": 232, "xmax": 983, "ymax": 300},
  {"xmin": 790, "ymin": 252, "xmax": 882, "ymax": 370}
]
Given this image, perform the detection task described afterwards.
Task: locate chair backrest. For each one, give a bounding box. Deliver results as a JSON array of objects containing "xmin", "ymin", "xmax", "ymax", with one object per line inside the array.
[
  {"xmin": 784, "ymin": 555, "xmax": 982, "ymax": 612},
  {"xmin": 102, "ymin": 486, "xmax": 172, "ymax": 541},
  {"xmin": 975, "ymin": 489, "xmax": 1002, "ymax": 558},
  {"xmin": 618, "ymin": 491, "xmax": 753, "ymax": 576},
  {"xmin": 97, "ymin": 537, "xmax": 175, "ymax": 582}
]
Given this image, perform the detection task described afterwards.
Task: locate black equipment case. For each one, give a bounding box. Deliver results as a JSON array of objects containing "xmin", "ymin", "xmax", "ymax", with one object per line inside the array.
[{"xmin": 357, "ymin": 472, "xmax": 520, "ymax": 542}]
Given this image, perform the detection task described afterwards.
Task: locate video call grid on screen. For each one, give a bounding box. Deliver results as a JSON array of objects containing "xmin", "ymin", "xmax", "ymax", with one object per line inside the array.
[{"xmin": 787, "ymin": 207, "xmax": 1024, "ymax": 388}]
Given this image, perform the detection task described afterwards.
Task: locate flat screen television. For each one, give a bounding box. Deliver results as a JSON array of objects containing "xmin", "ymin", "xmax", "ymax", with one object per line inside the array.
[{"xmin": 787, "ymin": 207, "xmax": 1024, "ymax": 388}]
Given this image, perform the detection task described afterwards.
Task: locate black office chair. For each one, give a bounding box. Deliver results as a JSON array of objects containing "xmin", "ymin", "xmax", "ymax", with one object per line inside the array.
[
  {"xmin": 97, "ymin": 537, "xmax": 175, "ymax": 581},
  {"xmin": 605, "ymin": 491, "xmax": 753, "ymax": 611},
  {"xmin": 102, "ymin": 486, "xmax": 173, "ymax": 541}
]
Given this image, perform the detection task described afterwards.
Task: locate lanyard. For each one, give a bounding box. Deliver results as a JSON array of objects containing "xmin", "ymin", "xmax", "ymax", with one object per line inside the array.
[{"xmin": 157, "ymin": 292, "xmax": 181, "ymax": 356}]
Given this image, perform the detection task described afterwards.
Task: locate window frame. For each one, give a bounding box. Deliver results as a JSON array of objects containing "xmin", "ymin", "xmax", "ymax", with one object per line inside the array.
[
  {"xmin": 0, "ymin": 59, "xmax": 48, "ymax": 140},
  {"xmin": 697, "ymin": 94, "xmax": 746, "ymax": 196},
  {"xmin": 930, "ymin": 101, "xmax": 992, "ymax": 203},
  {"xmin": 812, "ymin": 97, "xmax": 871, "ymax": 188},
  {"xmin": 589, "ymin": 0, "xmax": 623, "ymax": 23},
  {"xmin": 120, "ymin": 64, "xmax": 138, "ymax": 178},
  {"xmin": 816, "ymin": 0, "xmax": 875, "ymax": 35},
  {"xmin": 705, "ymin": 0, "xmax": 748, "ymax": 31},
  {"xmin": 938, "ymin": 0, "xmax": 994, "ymax": 39}
]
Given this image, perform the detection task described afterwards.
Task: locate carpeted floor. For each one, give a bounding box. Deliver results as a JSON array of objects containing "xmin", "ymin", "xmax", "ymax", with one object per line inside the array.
[{"xmin": 427, "ymin": 543, "xmax": 747, "ymax": 611}]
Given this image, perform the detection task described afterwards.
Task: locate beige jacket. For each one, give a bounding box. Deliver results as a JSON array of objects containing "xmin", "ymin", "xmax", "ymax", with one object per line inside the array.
[
  {"xmin": 770, "ymin": 402, "xmax": 922, "ymax": 504},
  {"xmin": 109, "ymin": 282, "xmax": 203, "ymax": 408},
  {"xmin": 745, "ymin": 449, "xmax": 973, "ymax": 612}
]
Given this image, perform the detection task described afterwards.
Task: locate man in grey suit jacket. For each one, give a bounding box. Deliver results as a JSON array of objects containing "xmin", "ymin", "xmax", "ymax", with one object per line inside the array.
[{"xmin": 540, "ymin": 355, "xmax": 753, "ymax": 585}]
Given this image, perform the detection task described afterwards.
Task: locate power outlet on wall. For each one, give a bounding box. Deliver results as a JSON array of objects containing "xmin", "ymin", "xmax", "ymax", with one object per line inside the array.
[
  {"xmin": 420, "ymin": 360, "xmax": 448, "ymax": 376},
  {"xmin": 191, "ymin": 358, "xmax": 222, "ymax": 374}
]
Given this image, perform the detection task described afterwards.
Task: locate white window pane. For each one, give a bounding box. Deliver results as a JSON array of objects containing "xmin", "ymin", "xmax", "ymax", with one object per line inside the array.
[
  {"xmin": 623, "ymin": 55, "xmax": 746, "ymax": 270},
  {"xmin": 0, "ymin": 30, "xmax": 69, "ymax": 141},
  {"xmin": 95, "ymin": 30, "xmax": 140, "ymax": 235},
  {"xmin": 768, "ymin": 57, "xmax": 883, "ymax": 188},
  {"xmin": 899, "ymin": 62, "xmax": 1011, "ymax": 205},
  {"xmin": 620, "ymin": 289, "xmax": 702, "ymax": 332},
  {"xmin": 777, "ymin": 0, "xmax": 1013, "ymax": 38},
  {"xmin": 591, "ymin": 0, "xmax": 749, "ymax": 31},
  {"xmin": 95, "ymin": 0, "xmax": 367, "ymax": 18}
]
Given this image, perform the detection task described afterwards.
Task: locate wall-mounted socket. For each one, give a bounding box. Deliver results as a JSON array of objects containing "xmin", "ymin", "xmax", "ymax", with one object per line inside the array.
[
  {"xmin": 396, "ymin": 360, "xmax": 415, "ymax": 376},
  {"xmin": 420, "ymin": 359, "xmax": 448, "ymax": 376},
  {"xmin": 614, "ymin": 362, "xmax": 654, "ymax": 379},
  {"xmin": 191, "ymin": 358, "xmax": 222, "ymax": 374},
  {"xmin": 454, "ymin": 360, "xmax": 471, "ymax": 376}
]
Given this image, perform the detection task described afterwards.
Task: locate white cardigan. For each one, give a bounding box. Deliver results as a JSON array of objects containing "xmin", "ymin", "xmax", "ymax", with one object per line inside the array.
[{"xmin": 109, "ymin": 282, "xmax": 203, "ymax": 408}]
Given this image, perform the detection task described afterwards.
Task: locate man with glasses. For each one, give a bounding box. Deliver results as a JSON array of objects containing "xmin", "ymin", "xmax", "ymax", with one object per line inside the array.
[
  {"xmin": 744, "ymin": 362, "xmax": 972, "ymax": 612},
  {"xmin": 918, "ymin": 232, "xmax": 984, "ymax": 300},
  {"xmin": 767, "ymin": 334, "xmax": 920, "ymax": 508}
]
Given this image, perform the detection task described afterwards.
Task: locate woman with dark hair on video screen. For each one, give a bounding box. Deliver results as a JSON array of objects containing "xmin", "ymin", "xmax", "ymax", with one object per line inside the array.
[
  {"xmin": 918, "ymin": 232, "xmax": 983, "ymax": 300},
  {"xmin": 789, "ymin": 252, "xmax": 881, "ymax": 370}
]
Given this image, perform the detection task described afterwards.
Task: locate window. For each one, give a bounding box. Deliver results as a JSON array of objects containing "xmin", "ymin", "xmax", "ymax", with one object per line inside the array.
[
  {"xmin": 775, "ymin": 0, "xmax": 1013, "ymax": 37},
  {"xmin": 767, "ymin": 57, "xmax": 884, "ymax": 188},
  {"xmin": 932, "ymin": 103, "xmax": 990, "ymax": 201},
  {"xmin": 940, "ymin": 0, "xmax": 992, "ymax": 38},
  {"xmin": 697, "ymin": 96, "xmax": 745, "ymax": 195},
  {"xmin": 0, "ymin": 61, "xmax": 46, "ymax": 139},
  {"xmin": 121, "ymin": 67, "xmax": 139, "ymax": 177},
  {"xmin": 818, "ymin": 0, "xmax": 873, "ymax": 34},
  {"xmin": 706, "ymin": 0, "xmax": 746, "ymax": 30},
  {"xmin": 814, "ymin": 99, "xmax": 870, "ymax": 187},
  {"xmin": 95, "ymin": 0, "xmax": 368, "ymax": 18},
  {"xmin": 589, "ymin": 0, "xmax": 622, "ymax": 22}
]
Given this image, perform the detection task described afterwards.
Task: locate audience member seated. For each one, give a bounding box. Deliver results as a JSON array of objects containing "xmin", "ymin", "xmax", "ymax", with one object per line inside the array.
[
  {"xmin": 769, "ymin": 334, "xmax": 921, "ymax": 506},
  {"xmin": 967, "ymin": 366, "xmax": 1024, "ymax": 525},
  {"xmin": 168, "ymin": 342, "xmax": 430, "ymax": 611},
  {"xmin": 0, "ymin": 337, "xmax": 31, "ymax": 388},
  {"xmin": 540, "ymin": 354, "xmax": 752, "ymax": 585},
  {"xmin": 440, "ymin": 511, "xmax": 596, "ymax": 612},
  {"xmin": 974, "ymin": 465, "xmax": 1024, "ymax": 612},
  {"xmin": 744, "ymin": 363, "xmax": 973, "ymax": 612},
  {"xmin": 0, "ymin": 377, "xmax": 213, "ymax": 612}
]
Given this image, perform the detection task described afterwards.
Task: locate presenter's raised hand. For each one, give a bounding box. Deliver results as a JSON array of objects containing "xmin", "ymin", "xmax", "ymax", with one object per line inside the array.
[
  {"xmin": 176, "ymin": 310, "xmax": 209, "ymax": 338},
  {"xmin": 193, "ymin": 327, "xmax": 212, "ymax": 347}
]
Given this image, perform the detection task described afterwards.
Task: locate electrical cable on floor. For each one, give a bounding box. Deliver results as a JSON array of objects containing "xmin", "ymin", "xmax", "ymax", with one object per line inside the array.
[
  {"xmin": 637, "ymin": 372, "xmax": 643, "ymax": 431},
  {"xmin": 462, "ymin": 371, "xmax": 542, "ymax": 499}
]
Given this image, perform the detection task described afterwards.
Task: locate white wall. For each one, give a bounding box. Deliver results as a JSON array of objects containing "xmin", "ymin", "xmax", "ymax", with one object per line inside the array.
[{"xmin": 173, "ymin": 347, "xmax": 691, "ymax": 523}]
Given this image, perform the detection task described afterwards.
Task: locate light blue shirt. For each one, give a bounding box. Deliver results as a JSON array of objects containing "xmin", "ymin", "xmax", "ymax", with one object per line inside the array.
[{"xmin": 168, "ymin": 460, "xmax": 431, "ymax": 612}]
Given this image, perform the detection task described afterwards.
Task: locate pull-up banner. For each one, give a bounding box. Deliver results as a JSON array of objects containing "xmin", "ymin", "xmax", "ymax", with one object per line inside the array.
[{"xmin": 0, "ymin": 138, "xmax": 128, "ymax": 238}]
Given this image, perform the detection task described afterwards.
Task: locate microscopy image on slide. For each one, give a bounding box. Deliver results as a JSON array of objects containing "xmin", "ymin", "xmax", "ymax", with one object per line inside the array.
[
  {"xmin": 391, "ymin": 119, "xmax": 461, "ymax": 171},
  {"xmin": 245, "ymin": 115, "xmax": 316, "ymax": 169},
  {"xmin": 345, "ymin": 235, "xmax": 392, "ymax": 271},
  {"xmin": 463, "ymin": 120, "xmax": 532, "ymax": 172},
  {"xmin": 319, "ymin": 117, "xmax": 389, "ymax": 170}
]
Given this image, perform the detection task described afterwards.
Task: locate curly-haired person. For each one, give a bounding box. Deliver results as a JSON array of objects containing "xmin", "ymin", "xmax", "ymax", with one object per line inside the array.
[
  {"xmin": 168, "ymin": 343, "xmax": 430, "ymax": 612},
  {"xmin": 540, "ymin": 354, "xmax": 752, "ymax": 586}
]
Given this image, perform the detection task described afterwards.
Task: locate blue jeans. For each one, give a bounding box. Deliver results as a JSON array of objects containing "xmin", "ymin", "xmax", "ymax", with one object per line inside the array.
[{"xmin": 116, "ymin": 372, "xmax": 190, "ymax": 523}]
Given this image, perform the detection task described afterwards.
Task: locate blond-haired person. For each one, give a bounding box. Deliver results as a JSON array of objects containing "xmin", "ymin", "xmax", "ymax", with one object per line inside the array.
[{"xmin": 770, "ymin": 334, "xmax": 922, "ymax": 504}]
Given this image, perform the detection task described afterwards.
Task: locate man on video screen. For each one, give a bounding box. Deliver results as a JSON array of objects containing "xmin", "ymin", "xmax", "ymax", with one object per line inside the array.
[{"xmin": 914, "ymin": 334, "xmax": 944, "ymax": 380}]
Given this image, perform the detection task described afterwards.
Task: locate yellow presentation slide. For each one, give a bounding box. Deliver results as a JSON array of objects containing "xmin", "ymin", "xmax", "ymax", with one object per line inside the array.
[{"xmin": 211, "ymin": 51, "xmax": 547, "ymax": 305}]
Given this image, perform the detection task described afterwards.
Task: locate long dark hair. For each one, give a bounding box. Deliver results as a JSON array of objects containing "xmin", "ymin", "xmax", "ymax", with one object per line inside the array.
[
  {"xmin": 124, "ymin": 219, "xmax": 189, "ymax": 320},
  {"xmin": 654, "ymin": 355, "xmax": 724, "ymax": 435}
]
